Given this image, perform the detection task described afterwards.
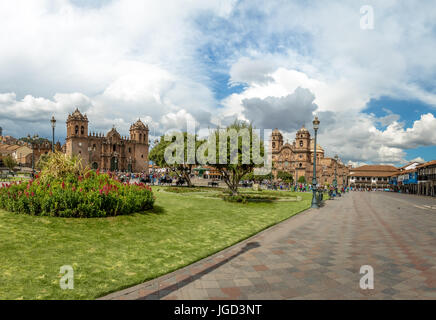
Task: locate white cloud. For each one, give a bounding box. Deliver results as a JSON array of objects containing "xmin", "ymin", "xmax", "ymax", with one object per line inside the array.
[{"xmin": 0, "ymin": 0, "xmax": 435, "ymax": 165}]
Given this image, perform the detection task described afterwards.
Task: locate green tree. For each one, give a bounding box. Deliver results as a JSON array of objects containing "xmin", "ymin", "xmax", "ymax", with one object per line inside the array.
[
  {"xmin": 277, "ymin": 171, "xmax": 293, "ymax": 184},
  {"xmin": 149, "ymin": 132, "xmax": 204, "ymax": 187},
  {"xmin": 3, "ymin": 155, "xmax": 17, "ymax": 173},
  {"xmin": 207, "ymin": 120, "xmax": 266, "ymax": 195},
  {"xmin": 297, "ymin": 175, "xmax": 306, "ymax": 184}
]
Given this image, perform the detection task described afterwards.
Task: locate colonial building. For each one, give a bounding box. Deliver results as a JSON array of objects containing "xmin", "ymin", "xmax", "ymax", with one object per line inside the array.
[
  {"xmin": 417, "ymin": 160, "xmax": 436, "ymax": 197},
  {"xmin": 271, "ymin": 126, "xmax": 349, "ymax": 187},
  {"xmin": 348, "ymin": 165, "xmax": 399, "ymax": 190},
  {"xmin": 65, "ymin": 108, "xmax": 149, "ymax": 173}
]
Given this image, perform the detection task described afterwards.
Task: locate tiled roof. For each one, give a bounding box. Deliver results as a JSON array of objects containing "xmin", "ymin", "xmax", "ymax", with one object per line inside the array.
[
  {"xmin": 349, "ymin": 171, "xmax": 396, "ymax": 177},
  {"xmin": 351, "ymin": 165, "xmax": 399, "ymax": 172},
  {"xmin": 416, "ymin": 160, "xmax": 436, "ymax": 168}
]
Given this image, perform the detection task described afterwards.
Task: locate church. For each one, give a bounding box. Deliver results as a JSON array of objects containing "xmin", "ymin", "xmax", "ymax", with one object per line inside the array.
[
  {"xmin": 65, "ymin": 109, "xmax": 149, "ymax": 173},
  {"xmin": 271, "ymin": 126, "xmax": 349, "ymax": 187}
]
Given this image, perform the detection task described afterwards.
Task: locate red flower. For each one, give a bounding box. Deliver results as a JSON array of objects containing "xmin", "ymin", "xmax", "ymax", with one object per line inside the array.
[{"xmin": 61, "ymin": 182, "xmax": 65, "ymax": 189}]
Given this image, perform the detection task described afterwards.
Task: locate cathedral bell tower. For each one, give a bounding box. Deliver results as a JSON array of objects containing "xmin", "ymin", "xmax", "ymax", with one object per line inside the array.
[
  {"xmin": 129, "ymin": 119, "xmax": 149, "ymax": 172},
  {"xmin": 271, "ymin": 128, "xmax": 283, "ymax": 153},
  {"xmin": 295, "ymin": 125, "xmax": 310, "ymax": 151},
  {"xmin": 66, "ymin": 108, "xmax": 89, "ymax": 160},
  {"xmin": 67, "ymin": 108, "xmax": 88, "ymax": 138}
]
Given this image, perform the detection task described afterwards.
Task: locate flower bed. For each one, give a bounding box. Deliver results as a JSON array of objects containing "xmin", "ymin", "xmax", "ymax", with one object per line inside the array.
[{"xmin": 0, "ymin": 170, "xmax": 154, "ymax": 218}]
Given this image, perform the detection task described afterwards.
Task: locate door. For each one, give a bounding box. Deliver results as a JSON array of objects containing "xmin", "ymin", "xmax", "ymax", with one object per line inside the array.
[{"xmin": 110, "ymin": 157, "xmax": 118, "ymax": 171}]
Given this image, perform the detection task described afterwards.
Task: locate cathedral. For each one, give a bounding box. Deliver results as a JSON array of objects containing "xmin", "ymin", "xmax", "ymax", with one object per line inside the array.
[
  {"xmin": 271, "ymin": 126, "xmax": 349, "ymax": 187},
  {"xmin": 65, "ymin": 109, "xmax": 149, "ymax": 173}
]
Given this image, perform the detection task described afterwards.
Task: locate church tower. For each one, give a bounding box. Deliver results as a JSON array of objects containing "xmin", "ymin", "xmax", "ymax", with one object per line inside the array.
[
  {"xmin": 66, "ymin": 108, "xmax": 89, "ymax": 160},
  {"xmin": 295, "ymin": 125, "xmax": 311, "ymax": 151},
  {"xmin": 271, "ymin": 128, "xmax": 283, "ymax": 153},
  {"xmin": 129, "ymin": 119, "xmax": 149, "ymax": 172}
]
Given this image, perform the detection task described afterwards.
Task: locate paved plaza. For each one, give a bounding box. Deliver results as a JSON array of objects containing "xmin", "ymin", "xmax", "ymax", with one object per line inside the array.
[{"xmin": 101, "ymin": 192, "xmax": 436, "ymax": 300}]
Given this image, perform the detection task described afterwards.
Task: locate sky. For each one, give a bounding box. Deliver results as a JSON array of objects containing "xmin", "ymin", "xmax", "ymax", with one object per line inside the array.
[{"xmin": 0, "ymin": 0, "xmax": 435, "ymax": 166}]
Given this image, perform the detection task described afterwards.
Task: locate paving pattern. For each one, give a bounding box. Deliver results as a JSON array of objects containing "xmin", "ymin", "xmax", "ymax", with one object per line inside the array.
[{"xmin": 100, "ymin": 192, "xmax": 436, "ymax": 300}]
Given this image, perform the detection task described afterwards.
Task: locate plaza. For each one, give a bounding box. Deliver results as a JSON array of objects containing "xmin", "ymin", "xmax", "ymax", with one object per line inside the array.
[{"xmin": 101, "ymin": 191, "xmax": 436, "ymax": 300}]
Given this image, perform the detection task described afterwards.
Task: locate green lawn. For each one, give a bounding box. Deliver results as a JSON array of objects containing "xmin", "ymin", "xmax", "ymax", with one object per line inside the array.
[{"xmin": 0, "ymin": 187, "xmax": 312, "ymax": 299}]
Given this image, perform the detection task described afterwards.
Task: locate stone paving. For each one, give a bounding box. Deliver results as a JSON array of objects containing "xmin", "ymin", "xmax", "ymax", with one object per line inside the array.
[{"xmin": 100, "ymin": 192, "xmax": 436, "ymax": 300}]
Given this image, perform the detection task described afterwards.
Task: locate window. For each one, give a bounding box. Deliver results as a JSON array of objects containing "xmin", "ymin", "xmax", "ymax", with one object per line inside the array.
[
  {"xmin": 141, "ymin": 155, "xmax": 144, "ymax": 158},
  {"xmin": 299, "ymin": 163, "xmax": 302, "ymax": 168},
  {"xmin": 272, "ymin": 142, "xmax": 275, "ymax": 148},
  {"xmin": 75, "ymin": 126, "xmax": 79, "ymax": 135},
  {"xmin": 113, "ymin": 144, "xmax": 116, "ymax": 152},
  {"xmin": 139, "ymin": 133, "xmax": 142, "ymax": 141},
  {"xmin": 93, "ymin": 144, "xmax": 96, "ymax": 151},
  {"xmin": 128, "ymin": 147, "xmax": 131, "ymax": 153},
  {"xmin": 81, "ymin": 126, "xmax": 84, "ymax": 135}
]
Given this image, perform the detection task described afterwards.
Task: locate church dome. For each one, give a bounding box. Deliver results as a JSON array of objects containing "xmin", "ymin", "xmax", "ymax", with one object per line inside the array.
[
  {"xmin": 272, "ymin": 128, "xmax": 283, "ymax": 138},
  {"xmin": 130, "ymin": 119, "xmax": 148, "ymax": 131},
  {"xmin": 297, "ymin": 125, "xmax": 309, "ymax": 133},
  {"xmin": 106, "ymin": 126, "xmax": 121, "ymax": 139},
  {"xmin": 310, "ymin": 139, "xmax": 324, "ymax": 152},
  {"xmin": 67, "ymin": 108, "xmax": 88, "ymax": 121}
]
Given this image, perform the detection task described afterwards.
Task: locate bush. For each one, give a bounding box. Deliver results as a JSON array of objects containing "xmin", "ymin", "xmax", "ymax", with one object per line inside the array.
[
  {"xmin": 221, "ymin": 193, "xmax": 277, "ymax": 203},
  {"xmin": 0, "ymin": 165, "xmax": 155, "ymax": 218}
]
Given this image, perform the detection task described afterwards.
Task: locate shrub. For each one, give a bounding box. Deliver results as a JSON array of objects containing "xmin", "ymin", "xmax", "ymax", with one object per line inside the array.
[
  {"xmin": 0, "ymin": 169, "xmax": 154, "ymax": 218},
  {"xmin": 221, "ymin": 193, "xmax": 277, "ymax": 203}
]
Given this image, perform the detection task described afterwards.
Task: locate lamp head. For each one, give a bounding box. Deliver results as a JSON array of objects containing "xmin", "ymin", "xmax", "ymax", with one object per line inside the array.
[
  {"xmin": 312, "ymin": 116, "xmax": 320, "ymax": 130},
  {"xmin": 51, "ymin": 115, "xmax": 56, "ymax": 128}
]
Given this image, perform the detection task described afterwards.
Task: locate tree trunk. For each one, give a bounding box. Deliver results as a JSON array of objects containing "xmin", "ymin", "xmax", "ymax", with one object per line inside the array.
[{"xmin": 183, "ymin": 171, "xmax": 193, "ymax": 187}]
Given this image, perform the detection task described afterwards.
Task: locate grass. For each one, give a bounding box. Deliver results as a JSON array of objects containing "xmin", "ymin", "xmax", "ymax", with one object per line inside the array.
[{"xmin": 0, "ymin": 187, "xmax": 313, "ymax": 300}]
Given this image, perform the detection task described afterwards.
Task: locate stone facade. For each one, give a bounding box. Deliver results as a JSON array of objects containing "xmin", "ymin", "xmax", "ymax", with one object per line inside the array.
[
  {"xmin": 271, "ymin": 126, "xmax": 349, "ymax": 187},
  {"xmin": 65, "ymin": 109, "xmax": 149, "ymax": 173}
]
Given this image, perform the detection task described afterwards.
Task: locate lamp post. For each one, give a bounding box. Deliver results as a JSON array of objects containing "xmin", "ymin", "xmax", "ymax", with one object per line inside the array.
[
  {"xmin": 27, "ymin": 134, "xmax": 39, "ymax": 178},
  {"xmin": 311, "ymin": 116, "xmax": 320, "ymax": 208},
  {"xmin": 50, "ymin": 116, "xmax": 56, "ymax": 153},
  {"xmin": 334, "ymin": 154, "xmax": 340, "ymax": 197}
]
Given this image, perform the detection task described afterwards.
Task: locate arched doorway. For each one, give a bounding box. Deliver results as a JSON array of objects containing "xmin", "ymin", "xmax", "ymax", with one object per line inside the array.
[
  {"xmin": 110, "ymin": 157, "xmax": 118, "ymax": 171},
  {"xmin": 92, "ymin": 162, "xmax": 98, "ymax": 170}
]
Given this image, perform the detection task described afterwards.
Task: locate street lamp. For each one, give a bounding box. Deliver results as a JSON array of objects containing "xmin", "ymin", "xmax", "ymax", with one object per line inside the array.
[
  {"xmin": 27, "ymin": 134, "xmax": 39, "ymax": 178},
  {"xmin": 50, "ymin": 116, "xmax": 56, "ymax": 153},
  {"xmin": 334, "ymin": 154, "xmax": 340, "ymax": 197},
  {"xmin": 311, "ymin": 116, "xmax": 320, "ymax": 209}
]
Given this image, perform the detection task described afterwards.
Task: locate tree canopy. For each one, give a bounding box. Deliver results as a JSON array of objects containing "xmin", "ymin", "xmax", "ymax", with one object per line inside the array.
[
  {"xmin": 205, "ymin": 120, "xmax": 267, "ymax": 195},
  {"xmin": 149, "ymin": 132, "xmax": 204, "ymax": 187}
]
